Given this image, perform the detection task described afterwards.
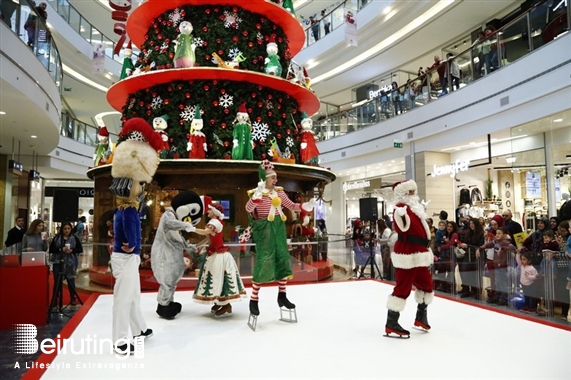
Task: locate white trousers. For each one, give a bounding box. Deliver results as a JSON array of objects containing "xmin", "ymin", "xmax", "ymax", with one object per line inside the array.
[{"xmin": 111, "ymin": 252, "xmax": 147, "ymax": 344}]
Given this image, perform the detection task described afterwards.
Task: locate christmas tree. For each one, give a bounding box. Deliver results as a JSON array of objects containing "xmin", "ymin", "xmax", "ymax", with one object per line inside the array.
[
  {"xmin": 108, "ymin": 0, "xmax": 318, "ymax": 163},
  {"xmin": 220, "ymin": 270, "xmax": 235, "ymax": 298},
  {"xmin": 201, "ymin": 271, "xmax": 214, "ymax": 297}
]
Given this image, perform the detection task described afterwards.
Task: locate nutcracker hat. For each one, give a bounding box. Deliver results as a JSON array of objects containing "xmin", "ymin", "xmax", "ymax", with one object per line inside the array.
[
  {"xmin": 209, "ymin": 203, "xmax": 225, "ymax": 219},
  {"xmin": 392, "ymin": 180, "xmax": 417, "ymax": 197},
  {"xmin": 237, "ymin": 102, "xmax": 248, "ymax": 116},
  {"xmin": 258, "ymin": 159, "xmax": 276, "ymax": 181},
  {"xmin": 98, "ymin": 126, "xmax": 109, "ymax": 137},
  {"xmin": 111, "ymin": 118, "xmax": 162, "ymax": 184}
]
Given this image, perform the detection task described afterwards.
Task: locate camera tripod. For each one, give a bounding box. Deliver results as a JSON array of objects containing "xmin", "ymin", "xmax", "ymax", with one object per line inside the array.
[
  {"xmin": 356, "ymin": 240, "xmax": 383, "ymax": 280},
  {"xmin": 47, "ymin": 259, "xmax": 83, "ymax": 323}
]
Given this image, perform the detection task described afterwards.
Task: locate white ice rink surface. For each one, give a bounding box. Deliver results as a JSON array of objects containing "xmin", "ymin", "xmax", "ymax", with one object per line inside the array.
[{"xmin": 40, "ymin": 280, "xmax": 570, "ymax": 379}]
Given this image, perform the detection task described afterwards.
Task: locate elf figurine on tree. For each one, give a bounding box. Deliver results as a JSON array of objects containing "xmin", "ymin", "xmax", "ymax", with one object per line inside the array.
[
  {"xmin": 174, "ymin": 21, "xmax": 196, "ymax": 68},
  {"xmin": 187, "ymin": 106, "xmax": 207, "ymax": 159},
  {"xmin": 152, "ymin": 115, "xmax": 171, "ymax": 158},
  {"xmin": 93, "ymin": 126, "xmax": 114, "ymax": 166},
  {"xmin": 120, "ymin": 41, "xmax": 135, "ymax": 80},
  {"xmin": 299, "ymin": 112, "xmax": 319, "ymax": 165},
  {"xmin": 264, "ymin": 35, "xmax": 282, "ymax": 77},
  {"xmin": 282, "ymin": 0, "xmax": 295, "ymax": 15},
  {"xmin": 231, "ymin": 103, "xmax": 253, "ymax": 160}
]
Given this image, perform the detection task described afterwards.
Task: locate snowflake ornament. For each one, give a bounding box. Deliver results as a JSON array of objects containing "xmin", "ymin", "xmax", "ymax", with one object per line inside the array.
[
  {"xmin": 228, "ymin": 48, "xmax": 242, "ymax": 60},
  {"xmin": 151, "ymin": 96, "xmax": 163, "ymax": 110},
  {"xmin": 194, "ymin": 37, "xmax": 204, "ymax": 47},
  {"xmin": 180, "ymin": 105, "xmax": 197, "ymax": 121},
  {"xmin": 169, "ymin": 8, "xmax": 183, "ymax": 26},
  {"xmin": 219, "ymin": 94, "xmax": 234, "ymax": 108},
  {"xmin": 252, "ymin": 121, "xmax": 272, "ymax": 142},
  {"xmin": 212, "ymin": 133, "xmax": 224, "ymax": 146},
  {"xmin": 266, "ymin": 100, "xmax": 273, "ymax": 109},
  {"xmin": 128, "ymin": 98, "xmax": 135, "ymax": 110},
  {"xmin": 160, "ymin": 42, "xmax": 169, "ymax": 53},
  {"xmin": 256, "ymin": 32, "xmax": 263, "ymax": 42},
  {"xmin": 286, "ymin": 136, "xmax": 294, "ymax": 147},
  {"xmin": 223, "ymin": 11, "xmax": 242, "ymax": 29}
]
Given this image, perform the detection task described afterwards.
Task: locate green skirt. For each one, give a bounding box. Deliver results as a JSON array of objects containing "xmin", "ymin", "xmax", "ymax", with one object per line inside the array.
[{"xmin": 251, "ymin": 217, "xmax": 292, "ymax": 283}]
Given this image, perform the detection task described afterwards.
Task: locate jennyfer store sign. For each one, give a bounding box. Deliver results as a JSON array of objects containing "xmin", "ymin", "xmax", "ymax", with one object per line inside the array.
[{"xmin": 430, "ymin": 160, "xmax": 470, "ymax": 178}]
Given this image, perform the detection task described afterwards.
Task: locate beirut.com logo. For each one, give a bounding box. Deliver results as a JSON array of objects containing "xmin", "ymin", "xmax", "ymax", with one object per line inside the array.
[{"xmin": 12, "ymin": 324, "xmax": 144, "ymax": 359}]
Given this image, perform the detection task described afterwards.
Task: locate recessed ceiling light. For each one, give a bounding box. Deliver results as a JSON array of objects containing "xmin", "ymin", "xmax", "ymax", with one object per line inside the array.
[
  {"xmin": 0, "ymin": 111, "xmax": 5, "ymax": 115},
  {"xmin": 31, "ymin": 135, "xmax": 37, "ymax": 138},
  {"xmin": 553, "ymin": 118, "xmax": 563, "ymax": 122}
]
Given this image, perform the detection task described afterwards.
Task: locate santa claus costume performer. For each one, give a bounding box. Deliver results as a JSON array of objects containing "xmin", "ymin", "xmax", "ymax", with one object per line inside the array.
[
  {"xmin": 245, "ymin": 160, "xmax": 315, "ymax": 327},
  {"xmin": 193, "ymin": 203, "xmax": 247, "ymax": 317},
  {"xmin": 109, "ymin": 118, "xmax": 163, "ymax": 354},
  {"xmin": 385, "ymin": 179, "xmax": 434, "ymax": 338}
]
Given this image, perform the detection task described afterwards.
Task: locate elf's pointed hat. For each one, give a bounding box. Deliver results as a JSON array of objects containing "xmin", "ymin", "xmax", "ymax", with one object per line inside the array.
[
  {"xmin": 258, "ymin": 159, "xmax": 276, "ymax": 181},
  {"xmin": 301, "ymin": 112, "xmax": 311, "ymax": 123},
  {"xmin": 268, "ymin": 34, "xmax": 277, "ymax": 47},
  {"xmin": 112, "ymin": 118, "xmax": 162, "ymax": 183},
  {"xmin": 194, "ymin": 106, "xmax": 202, "ymax": 120},
  {"xmin": 126, "ymin": 40, "xmax": 132, "ymax": 50},
  {"xmin": 303, "ymin": 67, "xmax": 309, "ymax": 78},
  {"xmin": 238, "ymin": 102, "xmax": 248, "ymax": 116},
  {"xmin": 98, "ymin": 126, "xmax": 109, "ymax": 137}
]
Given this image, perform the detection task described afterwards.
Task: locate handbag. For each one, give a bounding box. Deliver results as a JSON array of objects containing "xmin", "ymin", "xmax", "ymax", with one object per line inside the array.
[{"xmin": 454, "ymin": 246, "xmax": 466, "ymax": 259}]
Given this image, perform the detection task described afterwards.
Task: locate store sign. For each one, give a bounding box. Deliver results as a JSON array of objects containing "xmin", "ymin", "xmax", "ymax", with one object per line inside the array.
[
  {"xmin": 343, "ymin": 180, "xmax": 370, "ymax": 193},
  {"xmin": 8, "ymin": 160, "xmax": 23, "ymax": 173},
  {"xmin": 429, "ymin": 160, "xmax": 470, "ymax": 178},
  {"xmin": 368, "ymin": 85, "xmax": 392, "ymax": 100}
]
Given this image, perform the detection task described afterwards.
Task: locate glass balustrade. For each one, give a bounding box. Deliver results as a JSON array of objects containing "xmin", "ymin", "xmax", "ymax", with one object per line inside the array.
[{"xmin": 315, "ymin": 1, "xmax": 569, "ymax": 142}]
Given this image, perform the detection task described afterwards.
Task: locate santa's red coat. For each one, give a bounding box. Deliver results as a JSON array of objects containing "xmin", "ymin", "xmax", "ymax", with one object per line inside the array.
[{"xmin": 391, "ymin": 202, "xmax": 433, "ymax": 269}]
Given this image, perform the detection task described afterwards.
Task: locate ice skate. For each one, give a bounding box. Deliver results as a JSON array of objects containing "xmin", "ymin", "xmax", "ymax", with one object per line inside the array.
[
  {"xmin": 278, "ymin": 292, "xmax": 298, "ymax": 323},
  {"xmin": 247, "ymin": 300, "xmax": 259, "ymax": 332},
  {"xmin": 215, "ymin": 303, "xmax": 232, "ymax": 318},
  {"xmin": 413, "ymin": 303, "xmax": 431, "ymax": 331},
  {"xmin": 211, "ymin": 303, "xmax": 222, "ymax": 314},
  {"xmin": 384, "ymin": 310, "xmax": 410, "ymax": 338}
]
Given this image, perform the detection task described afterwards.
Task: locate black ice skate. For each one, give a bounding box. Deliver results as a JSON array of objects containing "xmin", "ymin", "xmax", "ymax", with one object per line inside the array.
[
  {"xmin": 385, "ymin": 310, "xmax": 410, "ymax": 338},
  {"xmin": 247, "ymin": 300, "xmax": 259, "ymax": 332},
  {"xmin": 413, "ymin": 303, "xmax": 431, "ymax": 331},
  {"xmin": 277, "ymin": 292, "xmax": 298, "ymax": 324}
]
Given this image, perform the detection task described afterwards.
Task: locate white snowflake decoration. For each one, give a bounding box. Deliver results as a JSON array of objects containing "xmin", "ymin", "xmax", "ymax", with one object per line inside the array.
[
  {"xmin": 252, "ymin": 121, "xmax": 272, "ymax": 142},
  {"xmin": 144, "ymin": 49, "xmax": 152, "ymax": 59},
  {"xmin": 128, "ymin": 98, "xmax": 135, "ymax": 110},
  {"xmin": 286, "ymin": 136, "xmax": 294, "ymax": 147},
  {"xmin": 128, "ymin": 131, "xmax": 145, "ymax": 142},
  {"xmin": 223, "ymin": 11, "xmax": 242, "ymax": 29},
  {"xmin": 193, "ymin": 37, "xmax": 204, "ymax": 47},
  {"xmin": 169, "ymin": 8, "xmax": 183, "ymax": 26},
  {"xmin": 160, "ymin": 42, "xmax": 169, "ymax": 53},
  {"xmin": 212, "ymin": 133, "xmax": 224, "ymax": 146},
  {"xmin": 266, "ymin": 100, "xmax": 273, "ymax": 109},
  {"xmin": 151, "ymin": 96, "xmax": 163, "ymax": 110},
  {"xmin": 228, "ymin": 48, "xmax": 242, "ymax": 60},
  {"xmin": 219, "ymin": 94, "xmax": 234, "ymax": 108},
  {"xmin": 257, "ymin": 32, "xmax": 263, "ymax": 42},
  {"xmin": 180, "ymin": 105, "xmax": 197, "ymax": 122}
]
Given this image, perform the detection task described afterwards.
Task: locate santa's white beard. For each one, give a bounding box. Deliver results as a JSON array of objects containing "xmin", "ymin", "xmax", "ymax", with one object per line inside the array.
[{"xmin": 402, "ymin": 194, "xmax": 428, "ymax": 220}]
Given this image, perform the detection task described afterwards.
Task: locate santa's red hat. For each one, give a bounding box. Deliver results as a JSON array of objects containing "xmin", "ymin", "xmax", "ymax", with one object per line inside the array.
[
  {"xmin": 98, "ymin": 126, "xmax": 109, "ymax": 137},
  {"xmin": 392, "ymin": 180, "xmax": 417, "ymax": 196},
  {"xmin": 268, "ymin": 34, "xmax": 277, "ymax": 46}
]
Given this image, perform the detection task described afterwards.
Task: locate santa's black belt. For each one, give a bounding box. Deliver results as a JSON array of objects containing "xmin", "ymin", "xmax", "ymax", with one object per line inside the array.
[{"xmin": 398, "ymin": 234, "xmax": 430, "ymax": 247}]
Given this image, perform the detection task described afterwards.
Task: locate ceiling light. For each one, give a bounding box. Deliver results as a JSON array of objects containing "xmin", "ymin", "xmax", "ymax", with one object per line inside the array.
[
  {"xmin": 553, "ymin": 118, "xmax": 563, "ymax": 122},
  {"xmin": 0, "ymin": 111, "xmax": 5, "ymax": 115},
  {"xmin": 566, "ymin": 155, "xmax": 571, "ymax": 160},
  {"xmin": 506, "ymin": 157, "xmax": 517, "ymax": 164},
  {"xmin": 31, "ymin": 135, "xmax": 37, "ymax": 139},
  {"xmin": 382, "ymin": 7, "xmax": 392, "ymax": 15},
  {"xmin": 63, "ymin": 64, "xmax": 108, "ymax": 92}
]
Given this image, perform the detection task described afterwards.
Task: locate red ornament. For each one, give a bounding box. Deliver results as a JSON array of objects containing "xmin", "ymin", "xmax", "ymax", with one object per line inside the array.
[
  {"xmin": 248, "ymin": 42, "xmax": 254, "ymax": 48},
  {"xmin": 221, "ymin": 123, "xmax": 227, "ymax": 129},
  {"xmin": 178, "ymin": 104, "xmax": 185, "ymax": 110},
  {"xmin": 131, "ymin": 111, "xmax": 137, "ymax": 117},
  {"xmin": 216, "ymin": 38, "xmax": 221, "ymax": 44},
  {"xmin": 203, "ymin": 26, "xmax": 208, "ymax": 32},
  {"xmin": 223, "ymin": 108, "xmax": 230, "ymax": 114},
  {"xmin": 272, "ymin": 25, "xmax": 277, "ymax": 30},
  {"xmin": 278, "ymin": 37, "xmax": 283, "ymax": 43},
  {"xmin": 180, "ymin": 10, "xmax": 186, "ymax": 17},
  {"xmin": 260, "ymin": 18, "xmax": 266, "ymax": 23},
  {"xmin": 210, "ymin": 119, "xmax": 216, "ymax": 125},
  {"xmin": 213, "ymin": 100, "xmax": 219, "ymax": 107},
  {"xmin": 252, "ymin": 59, "xmax": 258, "ymax": 65},
  {"xmin": 164, "ymin": 99, "xmax": 169, "ymax": 105},
  {"xmin": 177, "ymin": 84, "xmax": 183, "ymax": 90},
  {"xmin": 223, "ymin": 141, "xmax": 230, "ymax": 148},
  {"xmin": 267, "ymin": 111, "xmax": 273, "ymax": 117},
  {"xmin": 144, "ymin": 34, "xmax": 149, "ymax": 40},
  {"xmin": 154, "ymin": 45, "xmax": 160, "ymax": 52},
  {"xmin": 232, "ymin": 36, "xmax": 239, "ymax": 43},
  {"xmin": 205, "ymin": 9, "xmax": 211, "ymax": 15},
  {"xmin": 208, "ymin": 143, "xmax": 214, "ymax": 149},
  {"xmin": 277, "ymin": 134, "xmax": 282, "ymax": 139},
  {"xmin": 219, "ymin": 15, "xmax": 225, "ymax": 21},
  {"xmin": 256, "ymin": 116, "xmax": 262, "ymax": 122},
  {"xmin": 247, "ymin": 108, "xmax": 253, "ymax": 114},
  {"xmin": 204, "ymin": 85, "xmax": 210, "ymax": 91},
  {"xmin": 251, "ymin": 92, "xmax": 257, "ymax": 98},
  {"xmin": 165, "ymin": 38, "xmax": 170, "ymax": 44},
  {"xmin": 186, "ymin": 133, "xmax": 190, "ymax": 139},
  {"xmin": 185, "ymin": 92, "xmax": 191, "ymax": 99},
  {"xmin": 220, "ymin": 89, "xmax": 226, "ymax": 95},
  {"xmin": 261, "ymin": 153, "xmax": 266, "ymax": 159},
  {"xmin": 213, "ymin": 80, "xmax": 218, "ymax": 85},
  {"xmin": 292, "ymin": 108, "xmax": 297, "ymax": 114},
  {"xmin": 146, "ymin": 110, "xmax": 152, "ymax": 116},
  {"xmin": 203, "ymin": 41, "xmax": 208, "ymax": 47},
  {"xmin": 278, "ymin": 98, "xmax": 283, "ymax": 103},
  {"xmin": 169, "ymin": 138, "xmax": 174, "ymax": 143},
  {"xmin": 157, "ymin": 33, "xmax": 163, "ymax": 40},
  {"xmin": 276, "ymin": 103, "xmax": 282, "ymax": 110},
  {"xmin": 286, "ymin": 129, "xmax": 291, "ymax": 135},
  {"xmin": 267, "ymin": 94, "xmax": 273, "ymax": 100},
  {"xmin": 217, "ymin": 49, "xmax": 224, "ymax": 56},
  {"xmin": 277, "ymin": 120, "xmax": 282, "ymax": 126},
  {"xmin": 257, "ymin": 39, "xmax": 263, "ymax": 45},
  {"xmin": 258, "ymin": 85, "xmax": 263, "ymax": 91},
  {"xmin": 243, "ymin": 31, "xmax": 248, "ymax": 37},
  {"xmin": 179, "ymin": 119, "xmax": 185, "ymax": 125},
  {"xmin": 257, "ymin": 102, "xmax": 263, "ymax": 108},
  {"xmin": 256, "ymin": 23, "xmax": 261, "ymax": 30},
  {"xmin": 166, "ymin": 63, "xmax": 171, "ymax": 69},
  {"xmin": 214, "ymin": 8, "xmax": 219, "ymax": 13},
  {"xmin": 168, "ymin": 52, "xmax": 174, "ymax": 59},
  {"xmin": 232, "ymin": 6, "xmax": 238, "ymax": 13},
  {"xmin": 205, "ymin": 54, "xmax": 211, "ymax": 61},
  {"xmin": 173, "ymin": 153, "xmax": 180, "ymax": 159},
  {"xmin": 282, "ymin": 113, "xmax": 287, "ymax": 119},
  {"xmin": 152, "ymin": 92, "xmax": 157, "ymax": 97},
  {"xmin": 139, "ymin": 101, "xmax": 145, "ymax": 107}
]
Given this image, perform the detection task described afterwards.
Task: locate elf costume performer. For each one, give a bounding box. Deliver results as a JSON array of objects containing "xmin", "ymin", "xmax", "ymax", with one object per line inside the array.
[
  {"xmin": 109, "ymin": 118, "xmax": 163, "ymax": 354},
  {"xmin": 174, "ymin": 21, "xmax": 196, "ymax": 68},
  {"xmin": 120, "ymin": 41, "xmax": 135, "ymax": 80},
  {"xmin": 231, "ymin": 103, "xmax": 253, "ymax": 160},
  {"xmin": 264, "ymin": 35, "xmax": 282, "ymax": 77},
  {"xmin": 385, "ymin": 180, "xmax": 434, "ymax": 338},
  {"xmin": 245, "ymin": 160, "xmax": 315, "ymax": 329},
  {"xmin": 152, "ymin": 115, "xmax": 171, "ymax": 158},
  {"xmin": 187, "ymin": 106, "xmax": 207, "ymax": 158},
  {"xmin": 193, "ymin": 203, "xmax": 247, "ymax": 317},
  {"xmin": 299, "ymin": 112, "xmax": 319, "ymax": 165},
  {"xmin": 151, "ymin": 191, "xmax": 204, "ymax": 320},
  {"xmin": 93, "ymin": 126, "xmax": 114, "ymax": 166}
]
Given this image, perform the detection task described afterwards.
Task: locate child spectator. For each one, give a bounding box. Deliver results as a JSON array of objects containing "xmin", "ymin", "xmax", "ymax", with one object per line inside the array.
[
  {"xmin": 434, "ymin": 220, "xmax": 447, "ymax": 254},
  {"xmin": 354, "ymin": 228, "xmax": 374, "ymax": 277},
  {"xmin": 515, "ymin": 251, "xmax": 539, "ymax": 313},
  {"xmin": 479, "ymin": 227, "xmax": 516, "ymax": 306}
]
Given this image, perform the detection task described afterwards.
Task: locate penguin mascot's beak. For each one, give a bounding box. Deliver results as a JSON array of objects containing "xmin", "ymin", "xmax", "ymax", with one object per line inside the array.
[{"xmin": 171, "ymin": 191, "xmax": 205, "ymax": 226}]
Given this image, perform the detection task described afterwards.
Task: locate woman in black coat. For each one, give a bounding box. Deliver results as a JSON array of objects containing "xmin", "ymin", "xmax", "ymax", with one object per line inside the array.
[
  {"xmin": 458, "ymin": 217, "xmax": 485, "ymax": 298},
  {"xmin": 48, "ymin": 222, "xmax": 83, "ymax": 305}
]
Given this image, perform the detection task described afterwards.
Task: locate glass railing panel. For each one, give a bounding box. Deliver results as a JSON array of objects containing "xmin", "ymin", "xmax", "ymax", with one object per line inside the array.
[
  {"xmin": 19, "ymin": 4, "xmax": 35, "ymax": 46},
  {"xmin": 67, "ymin": 4, "xmax": 80, "ymax": 34},
  {"xmin": 331, "ymin": 6, "xmax": 345, "ymax": 31},
  {"xmin": 79, "ymin": 16, "xmax": 92, "ymax": 42},
  {"xmin": 51, "ymin": 0, "xmax": 70, "ymax": 22}
]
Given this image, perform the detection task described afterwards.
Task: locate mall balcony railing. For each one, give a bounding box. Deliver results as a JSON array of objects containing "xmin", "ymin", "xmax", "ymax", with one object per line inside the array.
[
  {"xmin": 0, "ymin": 0, "xmax": 63, "ymax": 94},
  {"xmin": 45, "ymin": 0, "xmax": 138, "ymax": 63},
  {"xmin": 315, "ymin": 1, "xmax": 570, "ymax": 141},
  {"xmin": 60, "ymin": 113, "xmax": 118, "ymax": 147},
  {"xmin": 303, "ymin": 0, "xmax": 374, "ymax": 48}
]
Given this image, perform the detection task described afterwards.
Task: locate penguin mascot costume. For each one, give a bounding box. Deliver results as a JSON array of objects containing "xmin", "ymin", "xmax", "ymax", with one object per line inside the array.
[{"xmin": 151, "ymin": 190, "xmax": 205, "ymax": 319}]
